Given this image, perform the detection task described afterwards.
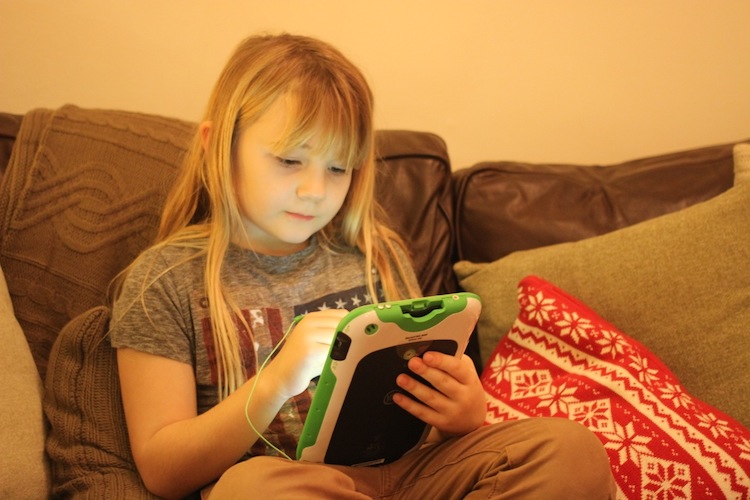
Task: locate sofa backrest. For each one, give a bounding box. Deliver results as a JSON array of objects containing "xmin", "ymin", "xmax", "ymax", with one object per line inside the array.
[
  {"xmin": 375, "ymin": 130, "xmax": 456, "ymax": 295},
  {"xmin": 0, "ymin": 107, "xmax": 455, "ymax": 378},
  {"xmin": 453, "ymin": 143, "xmax": 737, "ymax": 263},
  {"xmin": 1, "ymin": 105, "xmax": 741, "ymax": 378}
]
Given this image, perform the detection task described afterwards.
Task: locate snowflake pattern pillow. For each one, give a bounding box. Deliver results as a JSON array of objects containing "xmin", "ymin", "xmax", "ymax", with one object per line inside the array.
[{"xmin": 481, "ymin": 275, "xmax": 750, "ymax": 499}]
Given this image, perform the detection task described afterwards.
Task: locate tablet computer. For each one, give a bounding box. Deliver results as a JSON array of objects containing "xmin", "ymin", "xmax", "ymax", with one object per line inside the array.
[{"xmin": 296, "ymin": 292, "xmax": 481, "ymax": 466}]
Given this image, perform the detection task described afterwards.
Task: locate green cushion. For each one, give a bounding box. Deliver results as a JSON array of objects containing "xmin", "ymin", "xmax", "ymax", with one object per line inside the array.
[
  {"xmin": 0, "ymin": 265, "xmax": 50, "ymax": 498},
  {"xmin": 735, "ymin": 142, "xmax": 750, "ymax": 185},
  {"xmin": 456, "ymin": 145, "xmax": 750, "ymax": 427}
]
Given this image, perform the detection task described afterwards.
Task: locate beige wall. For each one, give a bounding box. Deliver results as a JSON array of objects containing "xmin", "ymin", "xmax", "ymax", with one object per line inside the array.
[{"xmin": 1, "ymin": 1, "xmax": 749, "ymax": 169}]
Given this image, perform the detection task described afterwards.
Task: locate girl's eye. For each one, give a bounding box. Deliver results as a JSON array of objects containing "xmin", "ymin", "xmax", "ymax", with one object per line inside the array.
[
  {"xmin": 276, "ymin": 156, "xmax": 301, "ymax": 167},
  {"xmin": 329, "ymin": 165, "xmax": 348, "ymax": 176}
]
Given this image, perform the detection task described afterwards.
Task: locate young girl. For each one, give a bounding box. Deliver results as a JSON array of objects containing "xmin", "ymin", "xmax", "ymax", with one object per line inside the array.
[{"xmin": 110, "ymin": 33, "xmax": 615, "ymax": 499}]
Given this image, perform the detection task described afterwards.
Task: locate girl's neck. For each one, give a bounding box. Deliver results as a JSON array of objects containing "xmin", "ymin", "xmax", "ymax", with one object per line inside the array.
[{"xmin": 231, "ymin": 234, "xmax": 311, "ymax": 256}]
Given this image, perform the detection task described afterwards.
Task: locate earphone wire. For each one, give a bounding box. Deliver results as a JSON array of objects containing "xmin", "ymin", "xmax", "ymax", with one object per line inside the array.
[{"xmin": 243, "ymin": 315, "xmax": 304, "ymax": 461}]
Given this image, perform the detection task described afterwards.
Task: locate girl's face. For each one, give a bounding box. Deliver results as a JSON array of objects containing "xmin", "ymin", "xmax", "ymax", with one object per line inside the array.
[{"xmin": 231, "ymin": 97, "xmax": 353, "ymax": 255}]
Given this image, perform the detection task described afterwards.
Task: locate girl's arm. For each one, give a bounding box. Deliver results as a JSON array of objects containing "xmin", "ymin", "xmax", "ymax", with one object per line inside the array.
[
  {"xmin": 117, "ymin": 310, "xmax": 347, "ymax": 499},
  {"xmin": 117, "ymin": 348, "xmax": 283, "ymax": 499}
]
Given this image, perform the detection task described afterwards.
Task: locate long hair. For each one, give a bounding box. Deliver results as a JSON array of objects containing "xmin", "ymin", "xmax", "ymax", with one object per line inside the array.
[{"xmin": 114, "ymin": 33, "xmax": 420, "ymax": 399}]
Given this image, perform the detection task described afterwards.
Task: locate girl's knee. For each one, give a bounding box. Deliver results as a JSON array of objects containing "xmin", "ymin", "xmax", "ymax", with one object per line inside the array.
[
  {"xmin": 209, "ymin": 457, "xmax": 363, "ymax": 499},
  {"xmin": 533, "ymin": 418, "xmax": 615, "ymax": 497},
  {"xmin": 209, "ymin": 457, "xmax": 296, "ymax": 497},
  {"xmin": 544, "ymin": 417, "xmax": 605, "ymax": 452},
  {"xmin": 494, "ymin": 418, "xmax": 615, "ymax": 498}
]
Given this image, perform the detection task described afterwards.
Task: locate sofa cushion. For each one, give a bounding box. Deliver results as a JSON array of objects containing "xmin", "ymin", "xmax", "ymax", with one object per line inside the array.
[
  {"xmin": 453, "ymin": 141, "xmax": 738, "ymax": 263},
  {"xmin": 44, "ymin": 306, "xmax": 157, "ymax": 499},
  {"xmin": 482, "ymin": 276, "xmax": 750, "ymax": 499},
  {"xmin": 455, "ymin": 148, "xmax": 750, "ymax": 427},
  {"xmin": 0, "ymin": 264, "xmax": 50, "ymax": 498}
]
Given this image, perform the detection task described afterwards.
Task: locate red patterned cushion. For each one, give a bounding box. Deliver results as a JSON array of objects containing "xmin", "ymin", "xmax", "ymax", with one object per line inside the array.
[{"xmin": 481, "ymin": 275, "xmax": 750, "ymax": 499}]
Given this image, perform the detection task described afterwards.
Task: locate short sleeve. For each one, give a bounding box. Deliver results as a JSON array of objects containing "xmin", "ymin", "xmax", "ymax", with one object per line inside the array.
[{"xmin": 110, "ymin": 246, "xmax": 196, "ymax": 366}]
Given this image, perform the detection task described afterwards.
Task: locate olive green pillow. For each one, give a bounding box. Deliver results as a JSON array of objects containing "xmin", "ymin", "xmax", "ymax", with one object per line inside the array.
[
  {"xmin": 735, "ymin": 142, "xmax": 750, "ymax": 185},
  {"xmin": 455, "ymin": 144, "xmax": 750, "ymax": 427},
  {"xmin": 0, "ymin": 265, "xmax": 50, "ymax": 498}
]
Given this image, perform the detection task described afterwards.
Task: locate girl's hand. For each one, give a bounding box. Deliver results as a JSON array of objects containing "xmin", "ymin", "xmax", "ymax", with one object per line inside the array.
[
  {"xmin": 393, "ymin": 352, "xmax": 486, "ymax": 437},
  {"xmin": 265, "ymin": 309, "xmax": 348, "ymax": 399}
]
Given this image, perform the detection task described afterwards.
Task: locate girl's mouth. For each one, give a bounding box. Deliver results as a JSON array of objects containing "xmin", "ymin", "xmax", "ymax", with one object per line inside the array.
[{"xmin": 287, "ymin": 212, "xmax": 315, "ymax": 221}]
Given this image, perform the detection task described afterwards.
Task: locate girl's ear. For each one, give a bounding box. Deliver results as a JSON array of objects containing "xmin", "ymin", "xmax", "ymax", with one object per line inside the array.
[{"xmin": 199, "ymin": 121, "xmax": 212, "ymax": 151}]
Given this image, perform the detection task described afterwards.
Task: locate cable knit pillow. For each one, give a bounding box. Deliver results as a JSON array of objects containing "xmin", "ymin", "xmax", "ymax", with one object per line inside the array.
[
  {"xmin": 43, "ymin": 306, "xmax": 156, "ymax": 499},
  {"xmin": 482, "ymin": 276, "xmax": 750, "ymax": 499},
  {"xmin": 0, "ymin": 106, "xmax": 194, "ymax": 380}
]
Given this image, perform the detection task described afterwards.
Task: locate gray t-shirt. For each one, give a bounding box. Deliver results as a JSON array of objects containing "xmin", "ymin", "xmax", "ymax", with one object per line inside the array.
[{"xmin": 110, "ymin": 236, "xmax": 419, "ymax": 457}]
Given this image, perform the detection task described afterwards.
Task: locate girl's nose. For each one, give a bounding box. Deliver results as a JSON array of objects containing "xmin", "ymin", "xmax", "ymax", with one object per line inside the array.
[{"xmin": 296, "ymin": 166, "xmax": 326, "ymax": 201}]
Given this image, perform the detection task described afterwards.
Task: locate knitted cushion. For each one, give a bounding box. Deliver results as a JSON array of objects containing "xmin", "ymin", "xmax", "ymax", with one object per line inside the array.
[
  {"xmin": 43, "ymin": 306, "xmax": 157, "ymax": 499},
  {"xmin": 0, "ymin": 105, "xmax": 195, "ymax": 379},
  {"xmin": 482, "ymin": 276, "xmax": 750, "ymax": 499}
]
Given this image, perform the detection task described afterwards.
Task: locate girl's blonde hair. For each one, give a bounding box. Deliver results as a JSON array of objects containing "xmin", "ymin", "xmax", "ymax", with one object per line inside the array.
[{"xmin": 114, "ymin": 33, "xmax": 420, "ymax": 399}]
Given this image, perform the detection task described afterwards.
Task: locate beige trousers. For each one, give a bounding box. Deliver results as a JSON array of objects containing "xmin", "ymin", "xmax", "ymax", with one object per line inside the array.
[{"xmin": 207, "ymin": 418, "xmax": 616, "ymax": 499}]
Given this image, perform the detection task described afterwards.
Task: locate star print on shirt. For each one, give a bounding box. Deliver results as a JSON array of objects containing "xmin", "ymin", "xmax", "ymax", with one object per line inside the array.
[{"xmin": 293, "ymin": 284, "xmax": 384, "ymax": 317}]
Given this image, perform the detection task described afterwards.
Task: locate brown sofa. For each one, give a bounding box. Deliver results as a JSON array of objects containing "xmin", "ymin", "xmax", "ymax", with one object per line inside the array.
[{"xmin": 1, "ymin": 105, "xmax": 747, "ymax": 498}]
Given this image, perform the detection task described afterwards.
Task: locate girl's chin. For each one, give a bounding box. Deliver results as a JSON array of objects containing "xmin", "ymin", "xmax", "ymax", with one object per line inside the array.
[{"xmin": 234, "ymin": 236, "xmax": 312, "ymax": 256}]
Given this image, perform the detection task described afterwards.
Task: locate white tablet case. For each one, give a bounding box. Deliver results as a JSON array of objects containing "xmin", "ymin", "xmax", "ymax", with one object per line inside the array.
[{"xmin": 297, "ymin": 293, "xmax": 481, "ymax": 466}]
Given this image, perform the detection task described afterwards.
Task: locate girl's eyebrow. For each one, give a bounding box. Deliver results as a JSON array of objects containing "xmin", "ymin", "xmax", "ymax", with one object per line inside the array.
[{"xmin": 282, "ymin": 142, "xmax": 311, "ymax": 151}]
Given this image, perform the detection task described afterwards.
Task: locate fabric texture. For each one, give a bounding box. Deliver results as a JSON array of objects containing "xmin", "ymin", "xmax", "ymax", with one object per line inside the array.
[
  {"xmin": 0, "ymin": 264, "xmax": 50, "ymax": 498},
  {"xmin": 43, "ymin": 305, "xmax": 157, "ymax": 499},
  {"xmin": 481, "ymin": 276, "xmax": 750, "ymax": 499},
  {"xmin": 0, "ymin": 105, "xmax": 195, "ymax": 379},
  {"xmin": 455, "ymin": 176, "xmax": 750, "ymax": 427}
]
